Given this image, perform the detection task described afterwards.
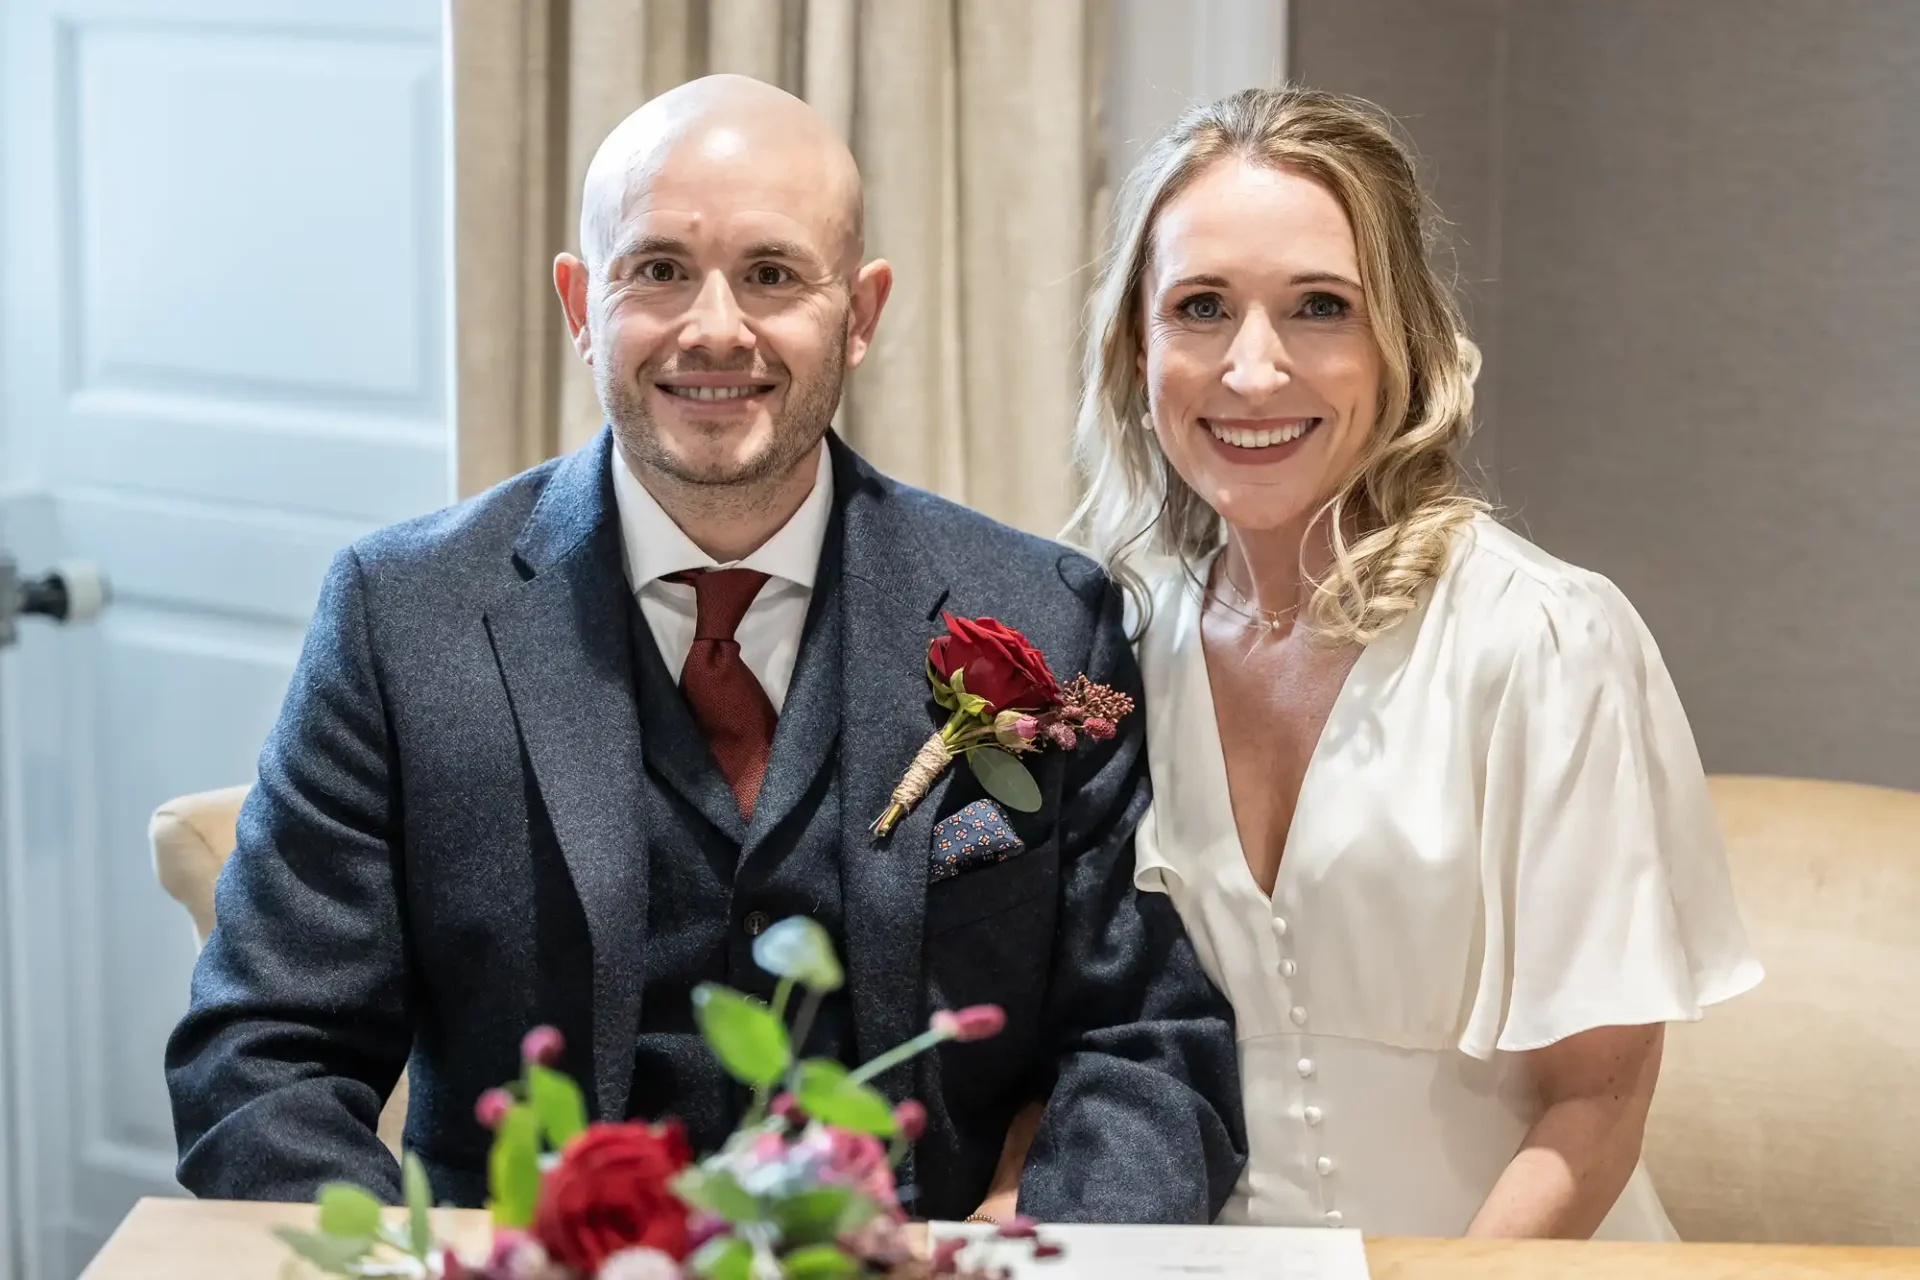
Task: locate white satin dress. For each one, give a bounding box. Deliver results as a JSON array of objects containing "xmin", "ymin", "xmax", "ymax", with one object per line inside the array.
[{"xmin": 1132, "ymin": 515, "xmax": 1763, "ymax": 1238}]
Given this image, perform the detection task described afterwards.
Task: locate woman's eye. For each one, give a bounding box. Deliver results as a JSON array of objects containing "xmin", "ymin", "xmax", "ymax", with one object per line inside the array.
[
  {"xmin": 1177, "ymin": 293, "xmax": 1224, "ymax": 322},
  {"xmin": 1301, "ymin": 292, "xmax": 1350, "ymax": 319},
  {"xmin": 641, "ymin": 260, "xmax": 677, "ymax": 283},
  {"xmin": 753, "ymin": 264, "xmax": 790, "ymax": 286}
]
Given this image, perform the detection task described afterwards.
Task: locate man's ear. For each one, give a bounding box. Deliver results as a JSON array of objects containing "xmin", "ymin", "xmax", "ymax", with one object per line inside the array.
[
  {"xmin": 842, "ymin": 259, "xmax": 894, "ymax": 371},
  {"xmin": 554, "ymin": 253, "xmax": 595, "ymax": 365}
]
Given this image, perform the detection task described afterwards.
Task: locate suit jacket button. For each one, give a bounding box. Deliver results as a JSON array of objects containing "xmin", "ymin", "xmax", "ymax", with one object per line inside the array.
[{"xmin": 743, "ymin": 911, "xmax": 771, "ymax": 937}]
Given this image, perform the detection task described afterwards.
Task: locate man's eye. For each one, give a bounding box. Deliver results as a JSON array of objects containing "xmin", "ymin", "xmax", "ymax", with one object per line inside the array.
[
  {"xmin": 1178, "ymin": 293, "xmax": 1224, "ymax": 321},
  {"xmin": 641, "ymin": 260, "xmax": 677, "ymax": 283},
  {"xmin": 753, "ymin": 264, "xmax": 790, "ymax": 286}
]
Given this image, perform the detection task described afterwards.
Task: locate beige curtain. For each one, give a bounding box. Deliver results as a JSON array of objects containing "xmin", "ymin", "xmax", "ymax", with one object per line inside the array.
[{"xmin": 452, "ymin": 0, "xmax": 1109, "ymax": 535}]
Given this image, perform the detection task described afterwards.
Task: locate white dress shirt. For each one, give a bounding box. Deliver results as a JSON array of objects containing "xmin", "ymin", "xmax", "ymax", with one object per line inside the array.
[
  {"xmin": 1132, "ymin": 514, "xmax": 1762, "ymax": 1237},
  {"xmin": 609, "ymin": 443, "xmax": 833, "ymax": 711}
]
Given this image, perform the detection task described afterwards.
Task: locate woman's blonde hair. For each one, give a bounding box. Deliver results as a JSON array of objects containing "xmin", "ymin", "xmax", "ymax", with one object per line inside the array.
[{"xmin": 1065, "ymin": 85, "xmax": 1485, "ymax": 644}]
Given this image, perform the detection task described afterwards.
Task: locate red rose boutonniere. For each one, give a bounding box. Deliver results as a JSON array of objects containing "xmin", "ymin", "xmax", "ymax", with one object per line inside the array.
[{"xmin": 870, "ymin": 613, "xmax": 1136, "ymax": 836}]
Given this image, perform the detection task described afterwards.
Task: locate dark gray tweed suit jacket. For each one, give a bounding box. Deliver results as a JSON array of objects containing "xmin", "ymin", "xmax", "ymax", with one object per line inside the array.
[{"xmin": 166, "ymin": 428, "xmax": 1246, "ymax": 1222}]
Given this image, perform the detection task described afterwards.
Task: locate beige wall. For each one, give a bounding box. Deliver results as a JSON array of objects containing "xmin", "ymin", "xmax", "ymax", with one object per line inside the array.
[{"xmin": 1294, "ymin": 0, "xmax": 1920, "ymax": 791}]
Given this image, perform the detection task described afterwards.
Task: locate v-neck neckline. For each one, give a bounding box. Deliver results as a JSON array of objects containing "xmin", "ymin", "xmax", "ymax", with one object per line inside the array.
[{"xmin": 1180, "ymin": 569, "xmax": 1382, "ymax": 912}]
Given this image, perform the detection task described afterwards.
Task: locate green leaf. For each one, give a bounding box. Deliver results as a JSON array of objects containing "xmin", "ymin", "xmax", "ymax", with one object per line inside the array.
[
  {"xmin": 772, "ymin": 1185, "xmax": 881, "ymax": 1246},
  {"xmin": 527, "ymin": 1063, "xmax": 589, "ymax": 1151},
  {"xmin": 956, "ymin": 692, "xmax": 992, "ymax": 719},
  {"xmin": 402, "ymin": 1151, "xmax": 433, "ymax": 1259},
  {"xmin": 488, "ymin": 1101, "xmax": 542, "ymax": 1229},
  {"xmin": 948, "ymin": 666, "xmax": 968, "ymax": 697},
  {"xmin": 316, "ymin": 1183, "xmax": 382, "ymax": 1240},
  {"xmin": 670, "ymin": 1165, "xmax": 763, "ymax": 1224},
  {"xmin": 966, "ymin": 747, "xmax": 1042, "ymax": 812},
  {"xmin": 783, "ymin": 1244, "xmax": 860, "ymax": 1279},
  {"xmin": 692, "ymin": 984, "xmax": 793, "ymax": 1088},
  {"xmin": 689, "ymin": 1235, "xmax": 754, "ymax": 1280},
  {"xmin": 751, "ymin": 917, "xmax": 845, "ymax": 993},
  {"xmin": 272, "ymin": 1226, "xmax": 372, "ymax": 1274},
  {"xmin": 793, "ymin": 1059, "xmax": 897, "ymax": 1137},
  {"xmin": 928, "ymin": 661, "xmax": 959, "ymax": 711}
]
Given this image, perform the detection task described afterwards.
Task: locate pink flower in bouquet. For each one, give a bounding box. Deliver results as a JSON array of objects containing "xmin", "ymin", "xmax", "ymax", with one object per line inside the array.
[
  {"xmin": 475, "ymin": 1088, "xmax": 514, "ymax": 1131},
  {"xmin": 930, "ymin": 1004, "xmax": 1006, "ymax": 1043},
  {"xmin": 532, "ymin": 1122, "xmax": 693, "ymax": 1272},
  {"xmin": 521, "ymin": 1025, "xmax": 566, "ymax": 1067},
  {"xmin": 892, "ymin": 1099, "xmax": 928, "ymax": 1142},
  {"xmin": 802, "ymin": 1127, "xmax": 898, "ymax": 1211}
]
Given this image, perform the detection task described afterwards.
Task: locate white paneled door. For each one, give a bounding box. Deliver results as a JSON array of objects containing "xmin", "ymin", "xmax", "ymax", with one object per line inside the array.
[{"xmin": 0, "ymin": 2, "xmax": 449, "ymax": 1275}]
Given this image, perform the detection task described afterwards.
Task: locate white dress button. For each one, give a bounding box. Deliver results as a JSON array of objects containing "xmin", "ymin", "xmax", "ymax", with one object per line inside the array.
[
  {"xmin": 1296, "ymin": 1057, "xmax": 1316, "ymax": 1078},
  {"xmin": 1303, "ymin": 1105, "xmax": 1323, "ymax": 1126},
  {"xmin": 1281, "ymin": 959, "xmax": 1298, "ymax": 977},
  {"xmin": 1290, "ymin": 1006, "xmax": 1308, "ymax": 1026},
  {"xmin": 1271, "ymin": 916, "xmax": 1289, "ymax": 937},
  {"xmin": 1317, "ymin": 1156, "xmax": 1335, "ymax": 1176},
  {"xmin": 1325, "ymin": 1210, "xmax": 1343, "ymax": 1226}
]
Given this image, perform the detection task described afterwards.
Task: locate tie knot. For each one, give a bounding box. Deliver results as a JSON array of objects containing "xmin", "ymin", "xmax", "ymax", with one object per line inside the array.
[{"xmin": 668, "ymin": 568, "xmax": 770, "ymax": 641}]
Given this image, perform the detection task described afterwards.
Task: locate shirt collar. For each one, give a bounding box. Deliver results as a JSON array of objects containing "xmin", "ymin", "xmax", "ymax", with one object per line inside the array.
[{"xmin": 610, "ymin": 441, "xmax": 834, "ymax": 590}]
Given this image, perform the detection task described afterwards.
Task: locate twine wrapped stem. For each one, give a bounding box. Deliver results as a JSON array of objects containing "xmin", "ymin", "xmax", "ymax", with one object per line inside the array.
[{"xmin": 871, "ymin": 730, "xmax": 954, "ymax": 836}]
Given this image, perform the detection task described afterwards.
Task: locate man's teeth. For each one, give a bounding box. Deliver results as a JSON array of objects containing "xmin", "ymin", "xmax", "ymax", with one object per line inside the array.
[
  {"xmin": 1207, "ymin": 419, "xmax": 1317, "ymax": 449},
  {"xmin": 664, "ymin": 385, "xmax": 764, "ymax": 401}
]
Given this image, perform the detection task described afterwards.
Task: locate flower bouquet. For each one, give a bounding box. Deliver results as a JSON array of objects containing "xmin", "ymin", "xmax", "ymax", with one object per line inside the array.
[{"xmin": 275, "ymin": 916, "xmax": 1059, "ymax": 1279}]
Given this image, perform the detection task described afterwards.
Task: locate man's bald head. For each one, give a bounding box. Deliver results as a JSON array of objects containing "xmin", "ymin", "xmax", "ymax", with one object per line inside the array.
[
  {"xmin": 578, "ymin": 74, "xmax": 864, "ymax": 277},
  {"xmin": 551, "ymin": 74, "xmax": 892, "ymax": 541}
]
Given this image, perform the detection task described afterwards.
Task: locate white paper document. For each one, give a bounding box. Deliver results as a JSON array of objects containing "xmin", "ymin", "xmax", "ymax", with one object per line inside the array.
[{"xmin": 930, "ymin": 1222, "xmax": 1371, "ymax": 1280}]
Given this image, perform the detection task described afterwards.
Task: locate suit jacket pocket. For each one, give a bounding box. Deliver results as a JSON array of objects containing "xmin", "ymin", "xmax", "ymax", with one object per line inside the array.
[{"xmin": 924, "ymin": 844, "xmax": 1056, "ymax": 939}]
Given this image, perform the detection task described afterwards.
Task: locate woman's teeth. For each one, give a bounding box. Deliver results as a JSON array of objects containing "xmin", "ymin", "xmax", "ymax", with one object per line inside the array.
[
  {"xmin": 663, "ymin": 385, "xmax": 766, "ymax": 401},
  {"xmin": 1207, "ymin": 418, "xmax": 1319, "ymax": 449}
]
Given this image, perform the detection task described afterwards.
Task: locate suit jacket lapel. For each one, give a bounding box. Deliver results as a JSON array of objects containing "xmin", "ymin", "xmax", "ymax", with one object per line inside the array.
[
  {"xmin": 484, "ymin": 428, "xmax": 648, "ymax": 1120},
  {"xmin": 831, "ymin": 436, "xmax": 956, "ymax": 1098},
  {"xmin": 744, "ymin": 497, "xmax": 845, "ymax": 851}
]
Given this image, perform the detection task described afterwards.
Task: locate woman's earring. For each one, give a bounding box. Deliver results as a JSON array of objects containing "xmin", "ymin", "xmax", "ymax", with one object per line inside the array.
[{"xmin": 1139, "ymin": 412, "xmax": 1154, "ymax": 433}]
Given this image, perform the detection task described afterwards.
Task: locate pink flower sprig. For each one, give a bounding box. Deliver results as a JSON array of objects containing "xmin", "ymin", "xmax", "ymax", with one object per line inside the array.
[{"xmin": 841, "ymin": 1005, "xmax": 1008, "ymax": 1093}]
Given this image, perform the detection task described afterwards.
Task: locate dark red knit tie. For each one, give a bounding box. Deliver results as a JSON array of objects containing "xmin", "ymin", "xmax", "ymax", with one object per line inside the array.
[{"xmin": 668, "ymin": 568, "xmax": 777, "ymax": 821}]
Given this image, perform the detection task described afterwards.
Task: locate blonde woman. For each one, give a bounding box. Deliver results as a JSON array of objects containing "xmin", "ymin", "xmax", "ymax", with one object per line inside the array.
[{"xmin": 1065, "ymin": 86, "xmax": 1761, "ymax": 1238}]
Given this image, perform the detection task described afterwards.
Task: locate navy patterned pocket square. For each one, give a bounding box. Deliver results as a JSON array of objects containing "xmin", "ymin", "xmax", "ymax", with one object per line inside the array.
[{"xmin": 929, "ymin": 799, "xmax": 1025, "ymax": 883}]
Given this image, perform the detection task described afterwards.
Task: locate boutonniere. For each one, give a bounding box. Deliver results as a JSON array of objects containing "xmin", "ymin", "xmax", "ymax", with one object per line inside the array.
[{"xmin": 870, "ymin": 614, "xmax": 1136, "ymax": 837}]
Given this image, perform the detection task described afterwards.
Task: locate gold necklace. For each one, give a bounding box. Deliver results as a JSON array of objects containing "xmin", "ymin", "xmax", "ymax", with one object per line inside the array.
[{"xmin": 1212, "ymin": 564, "xmax": 1299, "ymax": 636}]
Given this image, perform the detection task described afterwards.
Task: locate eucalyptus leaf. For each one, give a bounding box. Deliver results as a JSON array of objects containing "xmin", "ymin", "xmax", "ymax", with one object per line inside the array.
[
  {"xmin": 692, "ymin": 984, "xmax": 793, "ymax": 1088},
  {"xmin": 966, "ymin": 747, "xmax": 1042, "ymax": 812},
  {"xmin": 782, "ymin": 1244, "xmax": 860, "ymax": 1279},
  {"xmin": 316, "ymin": 1183, "xmax": 382, "ymax": 1240},
  {"xmin": 670, "ymin": 1165, "xmax": 764, "ymax": 1224},
  {"xmin": 793, "ymin": 1059, "xmax": 897, "ymax": 1137},
  {"xmin": 528, "ymin": 1063, "xmax": 589, "ymax": 1151},
  {"xmin": 689, "ymin": 1235, "xmax": 754, "ymax": 1280},
  {"xmin": 272, "ymin": 1226, "xmax": 372, "ymax": 1274},
  {"xmin": 751, "ymin": 917, "xmax": 844, "ymax": 993},
  {"xmin": 488, "ymin": 1102, "xmax": 542, "ymax": 1229},
  {"xmin": 402, "ymin": 1151, "xmax": 433, "ymax": 1259}
]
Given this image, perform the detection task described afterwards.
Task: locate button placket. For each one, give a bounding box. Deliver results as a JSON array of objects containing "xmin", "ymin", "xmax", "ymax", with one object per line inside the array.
[{"xmin": 1274, "ymin": 905, "xmax": 1336, "ymax": 1223}]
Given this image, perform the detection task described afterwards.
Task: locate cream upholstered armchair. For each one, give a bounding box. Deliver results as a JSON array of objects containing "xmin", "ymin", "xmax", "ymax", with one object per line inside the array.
[
  {"xmin": 151, "ymin": 785, "xmax": 410, "ymax": 1158},
  {"xmin": 1643, "ymin": 775, "xmax": 1920, "ymax": 1245}
]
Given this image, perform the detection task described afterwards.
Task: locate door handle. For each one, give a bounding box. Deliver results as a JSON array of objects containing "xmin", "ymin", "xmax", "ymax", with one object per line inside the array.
[{"xmin": 0, "ymin": 556, "xmax": 109, "ymax": 648}]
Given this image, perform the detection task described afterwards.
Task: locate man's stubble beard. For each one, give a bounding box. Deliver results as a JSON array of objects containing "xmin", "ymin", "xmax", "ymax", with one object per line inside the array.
[{"xmin": 602, "ymin": 322, "xmax": 849, "ymax": 503}]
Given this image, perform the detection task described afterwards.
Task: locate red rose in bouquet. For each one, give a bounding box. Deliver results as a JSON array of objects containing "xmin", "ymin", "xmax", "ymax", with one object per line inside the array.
[
  {"xmin": 532, "ymin": 1121, "xmax": 693, "ymax": 1272},
  {"xmin": 928, "ymin": 614, "xmax": 1060, "ymax": 713}
]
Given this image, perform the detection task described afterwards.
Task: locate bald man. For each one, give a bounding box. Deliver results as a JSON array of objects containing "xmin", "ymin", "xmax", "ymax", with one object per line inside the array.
[{"xmin": 168, "ymin": 76, "xmax": 1245, "ymax": 1224}]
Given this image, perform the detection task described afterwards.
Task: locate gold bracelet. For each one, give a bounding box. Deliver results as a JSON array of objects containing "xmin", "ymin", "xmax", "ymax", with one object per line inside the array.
[{"xmin": 965, "ymin": 1212, "xmax": 997, "ymax": 1225}]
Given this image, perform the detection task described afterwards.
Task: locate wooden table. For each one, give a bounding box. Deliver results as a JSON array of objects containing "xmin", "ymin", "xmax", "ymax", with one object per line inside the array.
[{"xmin": 81, "ymin": 1198, "xmax": 1920, "ymax": 1279}]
